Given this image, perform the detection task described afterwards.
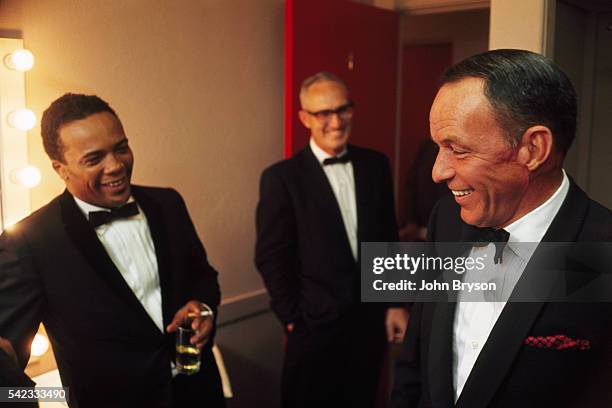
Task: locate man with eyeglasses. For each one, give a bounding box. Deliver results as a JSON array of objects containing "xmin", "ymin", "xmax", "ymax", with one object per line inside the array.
[{"xmin": 256, "ymin": 72, "xmax": 409, "ymax": 407}]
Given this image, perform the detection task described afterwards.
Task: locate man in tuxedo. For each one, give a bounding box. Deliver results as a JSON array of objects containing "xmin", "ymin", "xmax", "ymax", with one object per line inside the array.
[
  {"xmin": 392, "ymin": 49, "xmax": 612, "ymax": 407},
  {"xmin": 0, "ymin": 94, "xmax": 224, "ymax": 407},
  {"xmin": 255, "ymin": 72, "xmax": 409, "ymax": 407}
]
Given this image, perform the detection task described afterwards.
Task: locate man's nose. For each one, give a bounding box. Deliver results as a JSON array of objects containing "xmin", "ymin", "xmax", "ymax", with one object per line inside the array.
[
  {"xmin": 327, "ymin": 112, "xmax": 342, "ymax": 128},
  {"xmin": 104, "ymin": 154, "xmax": 125, "ymax": 174},
  {"xmin": 431, "ymin": 150, "xmax": 453, "ymax": 184}
]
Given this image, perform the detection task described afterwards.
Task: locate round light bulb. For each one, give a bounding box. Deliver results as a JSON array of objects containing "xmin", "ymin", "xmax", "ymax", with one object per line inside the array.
[
  {"xmin": 11, "ymin": 165, "xmax": 42, "ymax": 188},
  {"xmin": 4, "ymin": 49, "xmax": 35, "ymax": 71},
  {"xmin": 7, "ymin": 109, "xmax": 36, "ymax": 131},
  {"xmin": 30, "ymin": 333, "xmax": 49, "ymax": 357}
]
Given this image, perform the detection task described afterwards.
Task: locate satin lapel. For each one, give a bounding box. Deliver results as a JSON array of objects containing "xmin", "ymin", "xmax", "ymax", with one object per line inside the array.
[
  {"xmin": 300, "ymin": 147, "xmax": 354, "ymax": 258},
  {"xmin": 349, "ymin": 147, "xmax": 367, "ymax": 251},
  {"xmin": 59, "ymin": 190, "xmax": 153, "ymax": 317},
  {"xmin": 427, "ymin": 301, "xmax": 457, "ymax": 408},
  {"xmin": 456, "ymin": 180, "xmax": 590, "ymax": 408},
  {"xmin": 427, "ymin": 238, "xmax": 469, "ymax": 408},
  {"xmin": 131, "ymin": 187, "xmax": 173, "ymax": 327}
]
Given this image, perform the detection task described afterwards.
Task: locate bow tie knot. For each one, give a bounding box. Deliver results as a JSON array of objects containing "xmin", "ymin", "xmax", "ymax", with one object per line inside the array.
[
  {"xmin": 323, "ymin": 154, "xmax": 350, "ymax": 166},
  {"xmin": 89, "ymin": 201, "xmax": 139, "ymax": 228},
  {"xmin": 463, "ymin": 226, "xmax": 510, "ymax": 264}
]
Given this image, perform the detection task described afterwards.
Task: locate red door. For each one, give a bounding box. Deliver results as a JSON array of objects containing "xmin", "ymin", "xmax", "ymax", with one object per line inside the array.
[
  {"xmin": 285, "ymin": 0, "xmax": 400, "ymax": 167},
  {"xmin": 397, "ymin": 44, "xmax": 452, "ymax": 225}
]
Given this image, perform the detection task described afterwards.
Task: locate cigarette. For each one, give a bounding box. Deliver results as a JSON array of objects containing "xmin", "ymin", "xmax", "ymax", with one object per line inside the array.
[{"xmin": 187, "ymin": 310, "xmax": 214, "ymax": 318}]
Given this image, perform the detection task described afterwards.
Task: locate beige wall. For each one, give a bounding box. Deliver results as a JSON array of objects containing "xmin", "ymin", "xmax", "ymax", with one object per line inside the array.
[
  {"xmin": 0, "ymin": 0, "xmax": 285, "ymax": 299},
  {"xmin": 402, "ymin": 9, "xmax": 489, "ymax": 63},
  {"xmin": 489, "ymin": 0, "xmax": 551, "ymax": 53}
]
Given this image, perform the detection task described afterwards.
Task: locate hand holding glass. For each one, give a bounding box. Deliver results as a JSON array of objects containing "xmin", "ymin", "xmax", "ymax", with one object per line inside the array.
[{"xmin": 175, "ymin": 306, "xmax": 214, "ymax": 375}]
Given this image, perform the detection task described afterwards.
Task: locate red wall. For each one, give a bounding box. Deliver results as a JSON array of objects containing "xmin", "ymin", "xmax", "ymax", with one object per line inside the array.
[
  {"xmin": 397, "ymin": 44, "xmax": 451, "ymax": 224},
  {"xmin": 285, "ymin": 0, "xmax": 399, "ymax": 167}
]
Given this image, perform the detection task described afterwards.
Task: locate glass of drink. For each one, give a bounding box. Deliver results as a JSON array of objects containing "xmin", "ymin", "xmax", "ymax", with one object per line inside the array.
[{"xmin": 176, "ymin": 324, "xmax": 201, "ymax": 375}]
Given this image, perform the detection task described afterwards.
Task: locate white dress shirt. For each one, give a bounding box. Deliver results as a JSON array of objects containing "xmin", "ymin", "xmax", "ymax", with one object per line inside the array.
[
  {"xmin": 73, "ymin": 196, "xmax": 164, "ymax": 333},
  {"xmin": 310, "ymin": 138, "xmax": 358, "ymax": 260},
  {"xmin": 452, "ymin": 170, "xmax": 570, "ymax": 401}
]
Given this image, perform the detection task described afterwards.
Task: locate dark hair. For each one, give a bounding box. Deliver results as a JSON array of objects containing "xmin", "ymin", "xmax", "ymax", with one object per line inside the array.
[
  {"xmin": 41, "ymin": 93, "xmax": 119, "ymax": 161},
  {"xmin": 440, "ymin": 49, "xmax": 577, "ymax": 155}
]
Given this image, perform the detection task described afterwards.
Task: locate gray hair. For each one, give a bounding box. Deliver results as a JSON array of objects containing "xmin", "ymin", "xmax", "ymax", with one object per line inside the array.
[
  {"xmin": 440, "ymin": 49, "xmax": 577, "ymax": 155},
  {"xmin": 299, "ymin": 72, "xmax": 349, "ymax": 109}
]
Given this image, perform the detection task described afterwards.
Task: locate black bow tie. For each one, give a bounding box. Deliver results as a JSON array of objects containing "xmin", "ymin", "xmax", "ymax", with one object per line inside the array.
[
  {"xmin": 89, "ymin": 201, "xmax": 139, "ymax": 228},
  {"xmin": 323, "ymin": 154, "xmax": 350, "ymax": 166},
  {"xmin": 463, "ymin": 226, "xmax": 510, "ymax": 264}
]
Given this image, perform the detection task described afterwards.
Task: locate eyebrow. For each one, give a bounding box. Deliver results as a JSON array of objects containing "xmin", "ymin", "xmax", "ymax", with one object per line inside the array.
[
  {"xmin": 80, "ymin": 150, "xmax": 103, "ymax": 163},
  {"xmin": 114, "ymin": 138, "xmax": 129, "ymax": 148},
  {"xmin": 433, "ymin": 134, "xmax": 464, "ymax": 146},
  {"xmin": 80, "ymin": 138, "xmax": 129, "ymax": 162}
]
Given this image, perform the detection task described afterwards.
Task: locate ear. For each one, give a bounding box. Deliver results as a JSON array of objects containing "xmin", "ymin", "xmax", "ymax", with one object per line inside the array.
[
  {"xmin": 298, "ymin": 110, "xmax": 312, "ymax": 129},
  {"xmin": 52, "ymin": 160, "xmax": 68, "ymax": 181},
  {"xmin": 516, "ymin": 125, "xmax": 554, "ymax": 172}
]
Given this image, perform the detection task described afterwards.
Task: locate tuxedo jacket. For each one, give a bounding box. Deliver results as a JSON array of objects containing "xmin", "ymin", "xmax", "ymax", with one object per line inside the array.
[
  {"xmin": 255, "ymin": 144, "xmax": 398, "ymax": 331},
  {"xmin": 0, "ymin": 348, "xmax": 34, "ymax": 386},
  {"xmin": 0, "ymin": 349, "xmax": 38, "ymax": 408},
  {"xmin": 392, "ymin": 179, "xmax": 612, "ymax": 407},
  {"xmin": 0, "ymin": 186, "xmax": 221, "ymax": 407}
]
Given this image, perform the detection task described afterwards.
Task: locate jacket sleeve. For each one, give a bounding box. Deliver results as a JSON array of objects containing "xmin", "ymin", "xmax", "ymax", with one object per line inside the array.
[
  {"xmin": 381, "ymin": 154, "xmax": 399, "ymax": 242},
  {"xmin": 390, "ymin": 301, "xmax": 423, "ymax": 407},
  {"xmin": 255, "ymin": 167, "xmax": 301, "ymax": 326},
  {"xmin": 0, "ymin": 347, "xmax": 36, "ymax": 387},
  {"xmin": 171, "ymin": 189, "xmax": 221, "ymax": 312},
  {"xmin": 391, "ymin": 198, "xmax": 445, "ymax": 406},
  {"xmin": 0, "ymin": 231, "xmax": 44, "ymax": 368}
]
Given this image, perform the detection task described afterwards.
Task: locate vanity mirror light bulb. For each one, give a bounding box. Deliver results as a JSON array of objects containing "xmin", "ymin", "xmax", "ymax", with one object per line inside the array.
[
  {"xmin": 4, "ymin": 49, "xmax": 35, "ymax": 71},
  {"xmin": 7, "ymin": 109, "xmax": 36, "ymax": 131},
  {"xmin": 30, "ymin": 333, "xmax": 49, "ymax": 357},
  {"xmin": 11, "ymin": 165, "xmax": 42, "ymax": 188}
]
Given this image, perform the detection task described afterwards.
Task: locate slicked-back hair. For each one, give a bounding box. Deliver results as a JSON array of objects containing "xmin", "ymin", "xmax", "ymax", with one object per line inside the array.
[
  {"xmin": 41, "ymin": 93, "xmax": 119, "ymax": 162},
  {"xmin": 440, "ymin": 49, "xmax": 577, "ymax": 155},
  {"xmin": 299, "ymin": 71, "xmax": 350, "ymax": 108}
]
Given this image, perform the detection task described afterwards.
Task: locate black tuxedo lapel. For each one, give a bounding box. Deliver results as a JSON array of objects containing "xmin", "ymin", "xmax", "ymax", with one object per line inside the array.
[
  {"xmin": 131, "ymin": 187, "xmax": 173, "ymax": 327},
  {"xmin": 300, "ymin": 146, "xmax": 354, "ymax": 260},
  {"xmin": 349, "ymin": 146, "xmax": 368, "ymax": 251},
  {"xmin": 428, "ymin": 301, "xmax": 457, "ymax": 408},
  {"xmin": 59, "ymin": 190, "xmax": 162, "ymax": 334},
  {"xmin": 456, "ymin": 179, "xmax": 590, "ymax": 408}
]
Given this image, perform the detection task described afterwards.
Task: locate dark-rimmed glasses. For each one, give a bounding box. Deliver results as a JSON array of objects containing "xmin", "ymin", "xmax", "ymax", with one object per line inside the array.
[{"xmin": 303, "ymin": 102, "xmax": 354, "ymax": 124}]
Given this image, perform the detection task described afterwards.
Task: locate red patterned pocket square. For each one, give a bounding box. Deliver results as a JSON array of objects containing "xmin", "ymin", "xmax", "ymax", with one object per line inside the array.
[{"xmin": 524, "ymin": 334, "xmax": 591, "ymax": 350}]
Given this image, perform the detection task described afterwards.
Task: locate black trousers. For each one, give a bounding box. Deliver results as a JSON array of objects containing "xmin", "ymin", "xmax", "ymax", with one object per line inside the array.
[
  {"xmin": 172, "ymin": 348, "xmax": 226, "ymax": 408},
  {"xmin": 281, "ymin": 310, "xmax": 386, "ymax": 408}
]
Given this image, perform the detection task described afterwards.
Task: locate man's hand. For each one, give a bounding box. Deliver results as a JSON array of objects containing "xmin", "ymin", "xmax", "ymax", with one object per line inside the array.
[
  {"xmin": 386, "ymin": 307, "xmax": 410, "ymax": 343},
  {"xmin": 0, "ymin": 336, "xmax": 18, "ymax": 365},
  {"xmin": 166, "ymin": 300, "xmax": 214, "ymax": 349}
]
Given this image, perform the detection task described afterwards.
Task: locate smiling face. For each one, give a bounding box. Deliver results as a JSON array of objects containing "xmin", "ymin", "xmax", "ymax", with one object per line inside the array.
[
  {"xmin": 430, "ymin": 77, "xmax": 534, "ymax": 228},
  {"xmin": 298, "ymin": 80, "xmax": 352, "ymax": 156},
  {"xmin": 53, "ymin": 111, "xmax": 133, "ymax": 208}
]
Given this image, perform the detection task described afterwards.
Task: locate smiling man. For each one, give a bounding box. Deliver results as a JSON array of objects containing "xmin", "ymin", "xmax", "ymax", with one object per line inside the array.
[
  {"xmin": 256, "ymin": 72, "xmax": 408, "ymax": 407},
  {"xmin": 392, "ymin": 50, "xmax": 612, "ymax": 407},
  {"xmin": 0, "ymin": 94, "xmax": 224, "ymax": 407},
  {"xmin": 429, "ymin": 76, "xmax": 561, "ymax": 229}
]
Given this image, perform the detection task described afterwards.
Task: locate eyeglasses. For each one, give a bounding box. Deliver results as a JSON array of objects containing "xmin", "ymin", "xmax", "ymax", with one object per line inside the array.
[{"xmin": 304, "ymin": 102, "xmax": 354, "ymax": 123}]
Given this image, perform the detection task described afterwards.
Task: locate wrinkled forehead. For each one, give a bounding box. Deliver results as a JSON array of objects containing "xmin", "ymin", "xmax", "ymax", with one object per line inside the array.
[
  {"xmin": 430, "ymin": 77, "xmax": 491, "ymax": 123},
  {"xmin": 430, "ymin": 78, "xmax": 488, "ymax": 116}
]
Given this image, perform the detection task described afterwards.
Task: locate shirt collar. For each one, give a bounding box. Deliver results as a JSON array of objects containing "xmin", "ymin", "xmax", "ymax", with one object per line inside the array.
[
  {"xmin": 309, "ymin": 138, "xmax": 348, "ymax": 165},
  {"xmin": 504, "ymin": 169, "xmax": 570, "ymax": 260}
]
